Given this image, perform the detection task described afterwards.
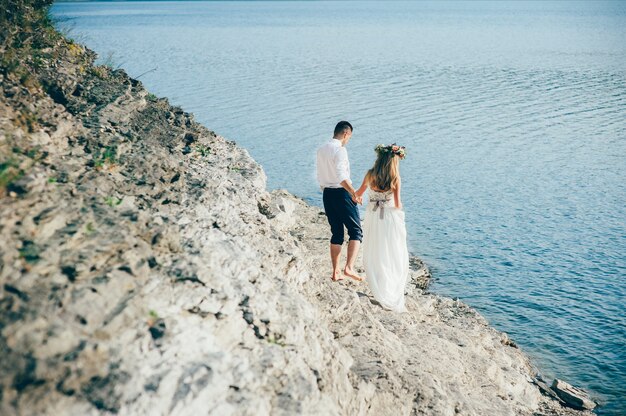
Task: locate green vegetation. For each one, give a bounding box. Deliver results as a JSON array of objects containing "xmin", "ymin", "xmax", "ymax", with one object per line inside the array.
[
  {"xmin": 99, "ymin": 50, "xmax": 121, "ymax": 70},
  {"xmin": 104, "ymin": 196, "xmax": 123, "ymax": 207},
  {"xmin": 17, "ymin": 144, "xmax": 43, "ymax": 160},
  {"xmin": 1, "ymin": 0, "xmax": 61, "ymax": 89},
  {"xmin": 85, "ymin": 222, "xmax": 95, "ymax": 234},
  {"xmin": 0, "ymin": 158, "xmax": 23, "ymax": 191},
  {"xmin": 15, "ymin": 108, "xmax": 40, "ymax": 133},
  {"xmin": 18, "ymin": 240, "xmax": 40, "ymax": 264},
  {"xmin": 93, "ymin": 145, "xmax": 117, "ymax": 168},
  {"xmin": 195, "ymin": 144, "xmax": 212, "ymax": 157},
  {"xmin": 55, "ymin": 19, "xmax": 87, "ymax": 46},
  {"xmin": 89, "ymin": 65, "xmax": 109, "ymax": 79},
  {"xmin": 266, "ymin": 334, "xmax": 286, "ymax": 347},
  {"xmin": 0, "ymin": 145, "xmax": 48, "ymax": 194},
  {"xmin": 0, "ymin": 48, "xmax": 40, "ymax": 91}
]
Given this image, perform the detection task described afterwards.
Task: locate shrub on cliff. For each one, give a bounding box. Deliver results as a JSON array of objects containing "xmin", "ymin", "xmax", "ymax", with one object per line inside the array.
[{"xmin": 1, "ymin": 0, "xmax": 54, "ymax": 43}]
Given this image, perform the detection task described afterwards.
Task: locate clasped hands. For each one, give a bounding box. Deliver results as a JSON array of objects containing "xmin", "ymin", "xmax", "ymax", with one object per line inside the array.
[{"xmin": 351, "ymin": 192, "xmax": 363, "ymax": 205}]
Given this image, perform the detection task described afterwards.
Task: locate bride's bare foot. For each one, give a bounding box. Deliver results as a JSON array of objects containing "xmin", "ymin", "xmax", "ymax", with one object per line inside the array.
[
  {"xmin": 344, "ymin": 266, "xmax": 363, "ymax": 282},
  {"xmin": 331, "ymin": 271, "xmax": 345, "ymax": 282}
]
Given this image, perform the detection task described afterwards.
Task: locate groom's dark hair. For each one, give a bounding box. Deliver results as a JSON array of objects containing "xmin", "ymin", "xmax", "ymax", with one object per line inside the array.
[{"xmin": 334, "ymin": 121, "xmax": 353, "ymax": 137}]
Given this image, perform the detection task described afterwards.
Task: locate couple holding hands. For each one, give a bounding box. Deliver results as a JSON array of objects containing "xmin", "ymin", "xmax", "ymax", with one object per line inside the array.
[{"xmin": 316, "ymin": 121, "xmax": 409, "ymax": 312}]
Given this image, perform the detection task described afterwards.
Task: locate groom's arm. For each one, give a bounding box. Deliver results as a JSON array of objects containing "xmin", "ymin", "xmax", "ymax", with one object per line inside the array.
[
  {"xmin": 333, "ymin": 148, "xmax": 350, "ymax": 185},
  {"xmin": 341, "ymin": 180, "xmax": 361, "ymax": 204},
  {"xmin": 334, "ymin": 148, "xmax": 361, "ymax": 203},
  {"xmin": 340, "ymin": 179, "xmax": 358, "ymax": 199}
]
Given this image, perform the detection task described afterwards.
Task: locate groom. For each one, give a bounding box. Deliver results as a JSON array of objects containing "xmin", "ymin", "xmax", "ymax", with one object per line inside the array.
[{"xmin": 316, "ymin": 121, "xmax": 363, "ymax": 282}]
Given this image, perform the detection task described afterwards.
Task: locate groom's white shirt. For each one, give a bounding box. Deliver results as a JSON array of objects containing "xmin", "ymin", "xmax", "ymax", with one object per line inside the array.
[{"xmin": 317, "ymin": 138, "xmax": 351, "ymax": 189}]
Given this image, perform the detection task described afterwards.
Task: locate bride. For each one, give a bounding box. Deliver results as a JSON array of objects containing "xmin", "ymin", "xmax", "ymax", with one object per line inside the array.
[{"xmin": 355, "ymin": 144, "xmax": 409, "ymax": 312}]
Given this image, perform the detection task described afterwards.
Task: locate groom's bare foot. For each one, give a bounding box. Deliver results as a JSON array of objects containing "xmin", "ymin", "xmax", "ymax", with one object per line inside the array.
[
  {"xmin": 344, "ymin": 266, "xmax": 363, "ymax": 282},
  {"xmin": 331, "ymin": 271, "xmax": 345, "ymax": 282}
]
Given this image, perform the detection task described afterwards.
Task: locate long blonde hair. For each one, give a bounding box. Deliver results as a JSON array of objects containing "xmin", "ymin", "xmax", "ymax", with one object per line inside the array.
[{"xmin": 367, "ymin": 152, "xmax": 400, "ymax": 191}]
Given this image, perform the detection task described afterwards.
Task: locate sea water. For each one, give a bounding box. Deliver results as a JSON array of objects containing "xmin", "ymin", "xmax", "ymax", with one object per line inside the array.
[{"xmin": 50, "ymin": 1, "xmax": 626, "ymax": 413}]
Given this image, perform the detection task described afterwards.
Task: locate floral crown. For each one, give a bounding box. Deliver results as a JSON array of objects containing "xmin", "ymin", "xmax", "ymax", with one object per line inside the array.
[{"xmin": 375, "ymin": 143, "xmax": 406, "ymax": 159}]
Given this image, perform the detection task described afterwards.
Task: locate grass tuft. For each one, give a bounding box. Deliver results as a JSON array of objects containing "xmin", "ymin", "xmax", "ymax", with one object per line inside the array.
[
  {"xmin": 104, "ymin": 196, "xmax": 123, "ymax": 207},
  {"xmin": 94, "ymin": 145, "xmax": 117, "ymax": 169}
]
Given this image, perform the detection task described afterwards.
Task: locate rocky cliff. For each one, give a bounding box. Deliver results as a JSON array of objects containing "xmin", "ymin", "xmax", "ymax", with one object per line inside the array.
[{"xmin": 0, "ymin": 1, "xmax": 594, "ymax": 415}]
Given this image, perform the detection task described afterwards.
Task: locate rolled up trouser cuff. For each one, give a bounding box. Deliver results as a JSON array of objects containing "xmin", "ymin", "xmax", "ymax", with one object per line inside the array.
[{"xmin": 323, "ymin": 187, "xmax": 362, "ymax": 245}]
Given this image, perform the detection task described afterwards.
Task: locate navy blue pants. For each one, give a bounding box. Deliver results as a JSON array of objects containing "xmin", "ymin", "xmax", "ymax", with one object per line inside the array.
[{"xmin": 322, "ymin": 187, "xmax": 363, "ymax": 245}]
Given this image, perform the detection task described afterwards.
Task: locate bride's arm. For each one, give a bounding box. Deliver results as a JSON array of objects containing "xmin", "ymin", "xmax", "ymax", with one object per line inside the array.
[
  {"xmin": 393, "ymin": 177, "xmax": 403, "ymax": 210},
  {"xmin": 355, "ymin": 173, "xmax": 369, "ymax": 197}
]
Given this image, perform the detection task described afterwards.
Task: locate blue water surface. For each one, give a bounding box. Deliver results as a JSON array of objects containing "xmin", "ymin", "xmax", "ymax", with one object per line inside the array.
[{"xmin": 51, "ymin": 1, "xmax": 626, "ymax": 413}]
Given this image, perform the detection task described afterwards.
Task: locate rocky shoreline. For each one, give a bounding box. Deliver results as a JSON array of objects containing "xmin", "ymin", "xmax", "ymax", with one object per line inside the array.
[{"xmin": 0, "ymin": 2, "xmax": 596, "ymax": 415}]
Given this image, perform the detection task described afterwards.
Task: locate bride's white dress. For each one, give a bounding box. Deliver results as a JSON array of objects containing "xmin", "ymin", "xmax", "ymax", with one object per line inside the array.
[{"xmin": 362, "ymin": 189, "xmax": 410, "ymax": 312}]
